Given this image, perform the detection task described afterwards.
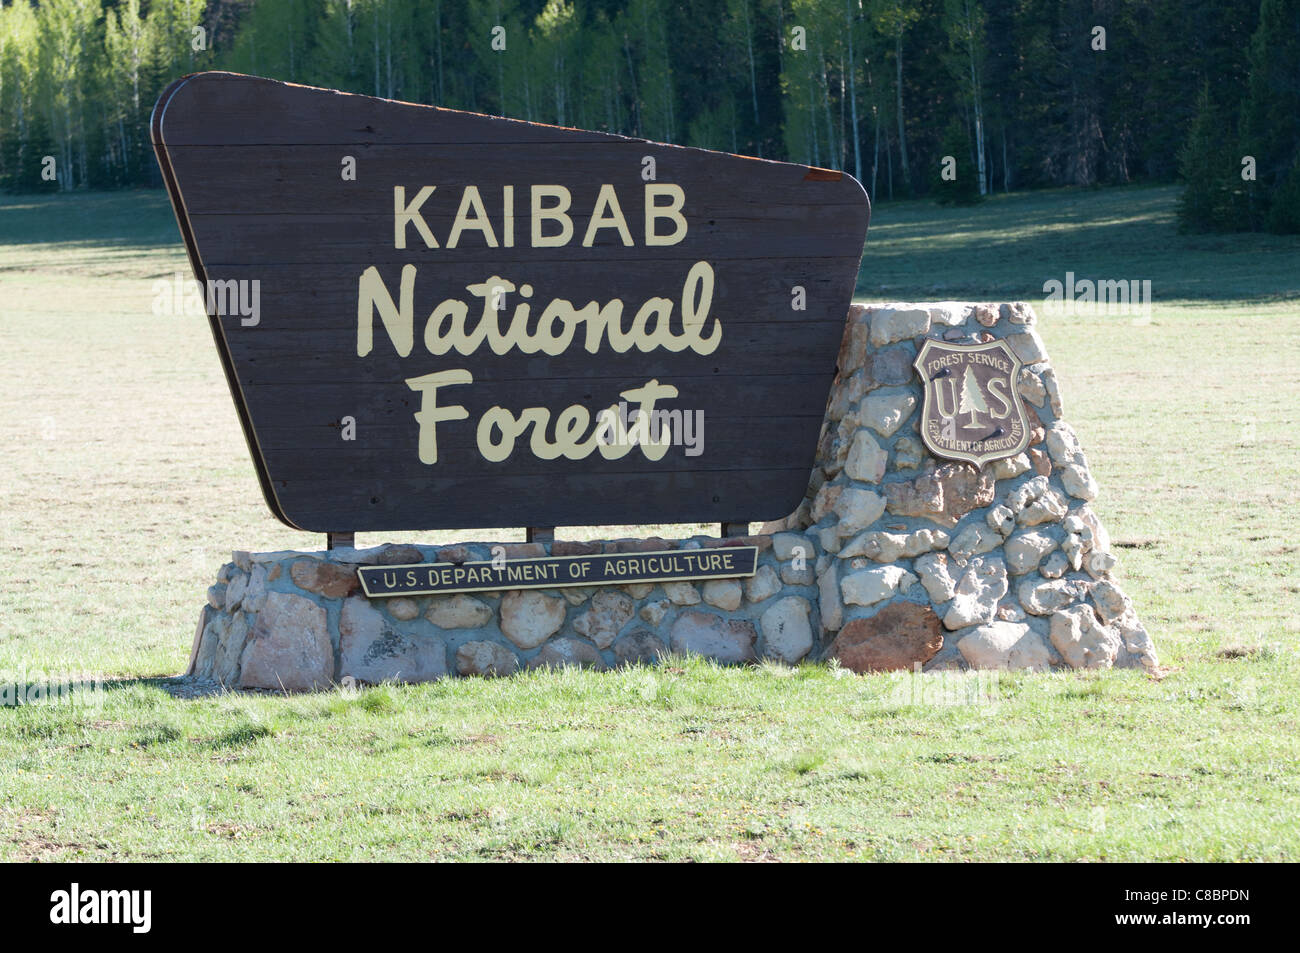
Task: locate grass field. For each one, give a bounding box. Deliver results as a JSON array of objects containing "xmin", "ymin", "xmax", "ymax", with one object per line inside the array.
[{"xmin": 1, "ymin": 185, "xmax": 1298, "ymax": 861}]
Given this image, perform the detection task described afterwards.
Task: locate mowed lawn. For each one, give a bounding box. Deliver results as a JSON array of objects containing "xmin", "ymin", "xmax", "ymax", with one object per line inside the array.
[{"xmin": 0, "ymin": 185, "xmax": 1297, "ymax": 861}]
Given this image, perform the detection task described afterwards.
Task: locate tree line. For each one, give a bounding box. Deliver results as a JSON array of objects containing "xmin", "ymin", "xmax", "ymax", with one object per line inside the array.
[{"xmin": 1, "ymin": 0, "xmax": 1295, "ymax": 231}]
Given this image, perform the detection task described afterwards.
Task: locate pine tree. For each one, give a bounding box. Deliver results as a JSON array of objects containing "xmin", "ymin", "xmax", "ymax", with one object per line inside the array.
[{"xmin": 957, "ymin": 364, "xmax": 987, "ymax": 428}]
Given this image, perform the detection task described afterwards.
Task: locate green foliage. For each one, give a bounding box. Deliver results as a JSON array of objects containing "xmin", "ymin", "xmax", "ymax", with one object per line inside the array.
[
  {"xmin": 932, "ymin": 120, "xmax": 981, "ymax": 205},
  {"xmin": 1176, "ymin": 88, "xmax": 1249, "ymax": 233}
]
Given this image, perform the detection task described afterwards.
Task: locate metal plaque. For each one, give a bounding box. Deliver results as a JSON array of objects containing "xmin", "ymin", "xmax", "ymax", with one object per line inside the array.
[{"xmin": 913, "ymin": 339, "xmax": 1031, "ymax": 468}]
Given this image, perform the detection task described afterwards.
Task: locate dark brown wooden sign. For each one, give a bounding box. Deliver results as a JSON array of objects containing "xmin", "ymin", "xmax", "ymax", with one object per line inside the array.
[
  {"xmin": 357, "ymin": 547, "xmax": 758, "ymax": 598},
  {"xmin": 152, "ymin": 72, "xmax": 869, "ymax": 532}
]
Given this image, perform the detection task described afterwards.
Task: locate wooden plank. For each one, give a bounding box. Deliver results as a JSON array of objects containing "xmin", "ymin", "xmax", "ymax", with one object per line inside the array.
[{"xmin": 152, "ymin": 72, "xmax": 869, "ymax": 533}]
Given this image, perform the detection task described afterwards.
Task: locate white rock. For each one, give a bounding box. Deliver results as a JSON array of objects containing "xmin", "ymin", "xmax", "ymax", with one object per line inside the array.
[
  {"xmin": 237, "ymin": 591, "xmax": 333, "ymax": 691},
  {"xmin": 915, "ymin": 552, "xmax": 960, "ymax": 602},
  {"xmin": 869, "ymin": 306, "xmax": 931, "ymax": 346},
  {"xmin": 845, "ymin": 430, "xmax": 889, "ymax": 483},
  {"xmin": 1088, "ymin": 579, "xmax": 1131, "ymax": 624},
  {"xmin": 1050, "ymin": 604, "xmax": 1121, "ymax": 669},
  {"xmin": 833, "ymin": 486, "xmax": 888, "ymax": 537},
  {"xmin": 1006, "ymin": 329, "xmax": 1048, "ymax": 364},
  {"xmin": 224, "ymin": 572, "xmax": 249, "ymax": 612},
  {"xmin": 1018, "ymin": 576, "xmax": 1085, "ymax": 615},
  {"xmin": 840, "ymin": 566, "xmax": 918, "ymax": 607},
  {"xmin": 818, "ymin": 563, "xmax": 843, "ymax": 632},
  {"xmin": 942, "ymin": 556, "xmax": 1008, "ymax": 630},
  {"xmin": 1017, "ymin": 368, "xmax": 1047, "ymax": 407},
  {"xmin": 339, "ymin": 598, "xmax": 446, "ymax": 684},
  {"xmin": 760, "ymin": 597, "xmax": 814, "ymax": 663},
  {"xmin": 1061, "ymin": 463, "xmax": 1099, "ymax": 501},
  {"xmin": 1039, "ymin": 551, "xmax": 1070, "ymax": 579},
  {"xmin": 1045, "ymin": 422, "xmax": 1085, "ymax": 467},
  {"xmin": 957, "ymin": 621, "xmax": 1053, "ymax": 672},
  {"xmin": 1004, "ymin": 530, "xmax": 1057, "ymax": 575},
  {"xmin": 927, "ymin": 303, "xmax": 969, "ymax": 327},
  {"xmin": 701, "ymin": 578, "xmax": 743, "ymax": 611},
  {"xmin": 669, "ymin": 612, "xmax": 756, "ymax": 663},
  {"xmin": 772, "ymin": 532, "xmax": 813, "ymax": 561},
  {"xmin": 948, "ymin": 523, "xmax": 1002, "ymax": 562},
  {"xmin": 986, "ymin": 504, "xmax": 1016, "ymax": 536},
  {"xmin": 386, "ymin": 597, "xmax": 421, "ymax": 621},
  {"xmin": 860, "ymin": 391, "xmax": 917, "ymax": 438},
  {"xmin": 744, "ymin": 565, "xmax": 783, "ymax": 603},
  {"xmin": 1086, "ymin": 550, "xmax": 1118, "ymax": 579},
  {"xmin": 663, "ymin": 581, "xmax": 702, "ymax": 606},
  {"xmin": 639, "ymin": 598, "xmax": 672, "ymax": 627},
  {"xmin": 1018, "ymin": 487, "xmax": 1069, "ymax": 526},
  {"xmin": 499, "ymin": 590, "xmax": 567, "ymax": 649},
  {"xmin": 990, "ymin": 453, "xmax": 1032, "ymax": 480},
  {"xmin": 572, "ymin": 589, "xmax": 635, "ymax": 648},
  {"xmin": 425, "ymin": 594, "xmax": 495, "ymax": 629}
]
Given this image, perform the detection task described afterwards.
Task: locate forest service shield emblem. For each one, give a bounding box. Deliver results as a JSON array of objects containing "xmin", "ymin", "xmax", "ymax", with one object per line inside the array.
[{"xmin": 913, "ymin": 339, "xmax": 1031, "ymax": 468}]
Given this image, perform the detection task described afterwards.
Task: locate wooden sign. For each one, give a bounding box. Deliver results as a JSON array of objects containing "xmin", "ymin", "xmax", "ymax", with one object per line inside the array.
[
  {"xmin": 357, "ymin": 547, "xmax": 758, "ymax": 598},
  {"xmin": 152, "ymin": 72, "xmax": 870, "ymax": 532}
]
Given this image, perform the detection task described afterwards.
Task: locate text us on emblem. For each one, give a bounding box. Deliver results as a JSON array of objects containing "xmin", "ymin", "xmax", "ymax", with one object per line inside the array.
[{"xmin": 913, "ymin": 339, "xmax": 1031, "ymax": 468}]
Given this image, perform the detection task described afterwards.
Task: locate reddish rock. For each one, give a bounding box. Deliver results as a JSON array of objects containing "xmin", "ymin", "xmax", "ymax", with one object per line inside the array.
[
  {"xmin": 604, "ymin": 537, "xmax": 674, "ymax": 553},
  {"xmin": 1028, "ymin": 447, "xmax": 1052, "ymax": 477},
  {"xmin": 238, "ymin": 591, "xmax": 334, "ymax": 690},
  {"xmin": 552, "ymin": 540, "xmax": 602, "ymax": 557},
  {"xmin": 375, "ymin": 544, "xmax": 424, "ymax": 565},
  {"xmin": 290, "ymin": 559, "xmax": 360, "ymax": 599},
  {"xmin": 884, "ymin": 463, "xmax": 995, "ymax": 528},
  {"xmin": 503, "ymin": 542, "xmax": 547, "ymax": 558},
  {"xmin": 436, "ymin": 544, "xmax": 472, "ymax": 564},
  {"xmin": 973, "ymin": 304, "xmax": 999, "ymax": 327},
  {"xmin": 698, "ymin": 535, "xmax": 772, "ymax": 551},
  {"xmin": 828, "ymin": 602, "xmax": 945, "ymax": 673}
]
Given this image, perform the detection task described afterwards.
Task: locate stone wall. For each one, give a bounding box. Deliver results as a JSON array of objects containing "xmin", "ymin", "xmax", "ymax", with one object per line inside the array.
[{"xmin": 188, "ymin": 301, "xmax": 1157, "ymax": 689}]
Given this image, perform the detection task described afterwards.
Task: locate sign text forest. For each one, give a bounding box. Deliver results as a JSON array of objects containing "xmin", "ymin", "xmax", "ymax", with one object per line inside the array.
[{"xmin": 153, "ymin": 73, "xmax": 870, "ymax": 532}]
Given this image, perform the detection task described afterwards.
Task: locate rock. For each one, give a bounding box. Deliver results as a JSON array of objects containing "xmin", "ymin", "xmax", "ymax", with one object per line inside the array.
[
  {"xmin": 884, "ymin": 463, "xmax": 995, "ymax": 528},
  {"xmin": 455, "ymin": 641, "xmax": 519, "ymax": 677},
  {"xmin": 1039, "ymin": 551, "xmax": 1069, "ymax": 580},
  {"xmin": 528, "ymin": 638, "xmax": 606, "ymax": 671},
  {"xmin": 436, "ymin": 544, "xmax": 472, "ymax": 564},
  {"xmin": 290, "ymin": 559, "xmax": 360, "ymax": 599},
  {"xmin": 989, "ymin": 453, "xmax": 1032, "ymax": 481},
  {"xmin": 893, "ymin": 436, "xmax": 925, "ymax": 469},
  {"xmin": 948, "ymin": 523, "xmax": 1002, "ymax": 562},
  {"xmin": 669, "ymin": 611, "xmax": 757, "ymax": 664},
  {"xmin": 572, "ymin": 589, "xmax": 635, "ymax": 648},
  {"xmin": 842, "ymin": 528, "xmax": 948, "ymax": 562},
  {"xmin": 339, "ymin": 597, "xmax": 446, "ymax": 684},
  {"xmin": 504, "ymin": 542, "xmax": 547, "ymax": 558},
  {"xmin": 1045, "ymin": 422, "xmax": 1085, "ymax": 467},
  {"xmin": 973, "ymin": 304, "xmax": 999, "ymax": 327},
  {"xmin": 1049, "ymin": 605, "xmax": 1121, "ymax": 670},
  {"xmin": 242, "ymin": 565, "xmax": 269, "ymax": 614},
  {"xmin": 818, "ymin": 563, "xmax": 843, "ymax": 632},
  {"xmin": 375, "ymin": 544, "xmax": 424, "ymax": 565},
  {"xmin": 1006, "ymin": 329, "xmax": 1048, "ymax": 364},
  {"xmin": 499, "ymin": 590, "xmax": 567, "ymax": 649},
  {"xmin": 1112, "ymin": 609, "xmax": 1159, "ymax": 671},
  {"xmin": 1086, "ymin": 550, "xmax": 1118, "ymax": 579},
  {"xmin": 1018, "ymin": 487, "xmax": 1069, "ymax": 526},
  {"xmin": 233, "ymin": 551, "xmax": 252, "ymax": 573},
  {"xmin": 845, "ymin": 430, "xmax": 889, "ymax": 483},
  {"xmin": 663, "ymin": 581, "xmax": 702, "ymax": 606},
  {"xmin": 833, "ymin": 486, "xmax": 888, "ymax": 536},
  {"xmin": 779, "ymin": 563, "xmax": 815, "ymax": 586},
  {"xmin": 772, "ymin": 533, "xmax": 812, "ymax": 561},
  {"xmin": 1001, "ymin": 301, "xmax": 1037, "ymax": 325},
  {"xmin": 828, "ymin": 603, "xmax": 944, "ymax": 673},
  {"xmin": 744, "ymin": 565, "xmax": 783, "ymax": 603},
  {"xmin": 1062, "ymin": 533, "xmax": 1087, "ymax": 570},
  {"xmin": 213, "ymin": 614, "xmax": 248, "ymax": 686},
  {"xmin": 206, "ymin": 584, "xmax": 226, "ymax": 610},
  {"xmin": 386, "ymin": 597, "xmax": 421, "ymax": 621},
  {"xmin": 869, "ymin": 306, "xmax": 930, "ymax": 346},
  {"xmin": 811, "ymin": 482, "xmax": 843, "ymax": 522},
  {"xmin": 942, "ymin": 556, "xmax": 1008, "ymax": 630},
  {"xmin": 238, "ymin": 591, "xmax": 334, "ymax": 691},
  {"xmin": 1018, "ymin": 576, "xmax": 1085, "ymax": 615},
  {"xmin": 1028, "ymin": 447, "xmax": 1052, "ymax": 476},
  {"xmin": 1004, "ymin": 530, "xmax": 1057, "ymax": 575},
  {"xmin": 1042, "ymin": 367, "xmax": 1065, "ymax": 417},
  {"xmin": 1061, "ymin": 463, "xmax": 1100, "ymax": 501},
  {"xmin": 761, "ymin": 597, "xmax": 814, "ymax": 663},
  {"xmin": 1018, "ymin": 368, "xmax": 1047, "ymax": 407},
  {"xmin": 868, "ymin": 345, "xmax": 917, "ymax": 387},
  {"xmin": 639, "ymin": 598, "xmax": 671, "ymax": 627},
  {"xmin": 623, "ymin": 583, "xmax": 655, "ymax": 599},
  {"xmin": 612, "ymin": 630, "xmax": 668, "ymax": 666},
  {"xmin": 957, "ymin": 621, "xmax": 1053, "ymax": 672},
  {"xmin": 551, "ymin": 541, "xmax": 601, "ymax": 557},
  {"xmin": 1089, "ymin": 579, "xmax": 1131, "ymax": 624},
  {"xmin": 915, "ymin": 552, "xmax": 960, "ymax": 602},
  {"xmin": 986, "ymin": 504, "xmax": 1016, "ymax": 536},
  {"xmin": 425, "ymin": 594, "xmax": 495, "ymax": 629},
  {"xmin": 860, "ymin": 391, "xmax": 917, "ymax": 437},
  {"xmin": 997, "ymin": 602, "xmax": 1027, "ymax": 622},
  {"xmin": 562, "ymin": 586, "xmax": 596, "ymax": 606},
  {"xmin": 928, "ymin": 303, "xmax": 968, "ymax": 327},
  {"xmin": 224, "ymin": 572, "xmax": 248, "ymax": 612},
  {"xmin": 841, "ymin": 565, "xmax": 918, "ymax": 607}
]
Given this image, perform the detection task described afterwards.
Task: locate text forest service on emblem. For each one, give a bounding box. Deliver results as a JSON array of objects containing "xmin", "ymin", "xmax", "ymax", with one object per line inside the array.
[{"xmin": 913, "ymin": 339, "xmax": 1031, "ymax": 468}]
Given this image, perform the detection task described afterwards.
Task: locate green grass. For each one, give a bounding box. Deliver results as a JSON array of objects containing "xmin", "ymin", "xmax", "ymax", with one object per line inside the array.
[{"xmin": 1, "ymin": 185, "xmax": 1298, "ymax": 861}]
